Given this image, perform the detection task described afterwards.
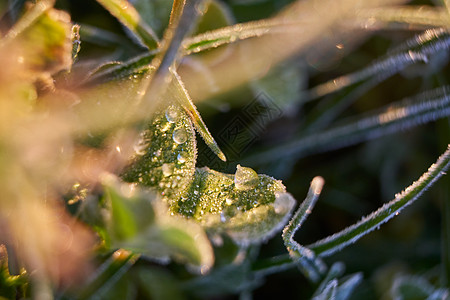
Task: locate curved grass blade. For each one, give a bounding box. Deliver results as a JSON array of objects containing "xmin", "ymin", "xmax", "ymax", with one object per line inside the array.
[
  {"xmin": 253, "ymin": 144, "xmax": 450, "ymax": 276},
  {"xmin": 245, "ymin": 86, "xmax": 450, "ymax": 164},
  {"xmin": 308, "ymin": 144, "xmax": 450, "ymax": 257},
  {"xmin": 282, "ymin": 176, "xmax": 326, "ymax": 282},
  {"xmin": 95, "ymin": 0, "xmax": 159, "ymax": 49}
]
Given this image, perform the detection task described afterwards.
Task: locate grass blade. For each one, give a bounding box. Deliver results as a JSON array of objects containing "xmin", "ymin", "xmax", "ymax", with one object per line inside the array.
[
  {"xmin": 170, "ymin": 70, "xmax": 226, "ymax": 161},
  {"xmin": 308, "ymin": 144, "xmax": 450, "ymax": 257},
  {"xmin": 307, "ymin": 28, "xmax": 450, "ymax": 101},
  {"xmin": 76, "ymin": 250, "xmax": 139, "ymax": 300},
  {"xmin": 245, "ymin": 86, "xmax": 450, "ymax": 164},
  {"xmin": 95, "ymin": 0, "xmax": 159, "ymax": 49}
]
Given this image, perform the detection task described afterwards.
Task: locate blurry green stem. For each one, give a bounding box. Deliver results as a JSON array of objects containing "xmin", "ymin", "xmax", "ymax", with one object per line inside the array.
[{"xmin": 76, "ymin": 250, "xmax": 139, "ymax": 300}]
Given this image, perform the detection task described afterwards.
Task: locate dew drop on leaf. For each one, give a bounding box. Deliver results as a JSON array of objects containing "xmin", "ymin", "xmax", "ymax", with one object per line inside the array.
[
  {"xmin": 173, "ymin": 128, "xmax": 188, "ymax": 144},
  {"xmin": 234, "ymin": 164, "xmax": 258, "ymax": 190},
  {"xmin": 165, "ymin": 105, "xmax": 180, "ymax": 123},
  {"xmin": 177, "ymin": 152, "xmax": 187, "ymax": 163},
  {"xmin": 154, "ymin": 149, "xmax": 162, "ymax": 157},
  {"xmin": 162, "ymin": 163, "xmax": 174, "ymax": 177}
]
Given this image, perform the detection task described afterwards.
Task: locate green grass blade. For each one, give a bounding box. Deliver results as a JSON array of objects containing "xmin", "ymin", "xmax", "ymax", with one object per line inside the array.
[
  {"xmin": 307, "ymin": 28, "xmax": 450, "ymax": 101},
  {"xmin": 308, "ymin": 144, "xmax": 450, "ymax": 257},
  {"xmin": 76, "ymin": 250, "xmax": 139, "ymax": 300},
  {"xmin": 170, "ymin": 70, "xmax": 226, "ymax": 161},
  {"xmin": 136, "ymin": 0, "xmax": 204, "ymax": 120},
  {"xmin": 312, "ymin": 262, "xmax": 345, "ymax": 298},
  {"xmin": 182, "ymin": 19, "xmax": 297, "ymax": 55},
  {"xmin": 245, "ymin": 86, "xmax": 450, "ymax": 164},
  {"xmin": 95, "ymin": 0, "xmax": 159, "ymax": 49}
]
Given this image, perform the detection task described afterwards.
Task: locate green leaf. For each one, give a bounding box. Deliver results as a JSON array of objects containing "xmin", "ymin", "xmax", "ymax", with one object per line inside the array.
[
  {"xmin": 101, "ymin": 175, "xmax": 214, "ymax": 273},
  {"xmin": 102, "ymin": 176, "xmax": 155, "ymax": 240},
  {"xmin": 177, "ymin": 166, "xmax": 296, "ymax": 245},
  {"xmin": 121, "ymin": 101, "xmax": 197, "ymax": 209}
]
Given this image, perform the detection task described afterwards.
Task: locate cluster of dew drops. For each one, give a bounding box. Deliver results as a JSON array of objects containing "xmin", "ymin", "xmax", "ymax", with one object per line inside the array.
[{"xmin": 130, "ymin": 104, "xmax": 294, "ymax": 220}]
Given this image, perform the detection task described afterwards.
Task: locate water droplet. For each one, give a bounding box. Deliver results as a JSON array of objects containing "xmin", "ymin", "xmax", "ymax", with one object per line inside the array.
[
  {"xmin": 133, "ymin": 140, "xmax": 148, "ymax": 155},
  {"xmin": 160, "ymin": 121, "xmax": 172, "ymax": 132},
  {"xmin": 194, "ymin": 190, "xmax": 199, "ymax": 195},
  {"xmin": 220, "ymin": 212, "xmax": 227, "ymax": 223},
  {"xmin": 234, "ymin": 165, "xmax": 258, "ymax": 190},
  {"xmin": 173, "ymin": 128, "xmax": 188, "ymax": 144},
  {"xmin": 177, "ymin": 152, "xmax": 188, "ymax": 163},
  {"xmin": 162, "ymin": 163, "xmax": 174, "ymax": 177},
  {"xmin": 273, "ymin": 192, "xmax": 295, "ymax": 214},
  {"xmin": 165, "ymin": 105, "xmax": 180, "ymax": 123}
]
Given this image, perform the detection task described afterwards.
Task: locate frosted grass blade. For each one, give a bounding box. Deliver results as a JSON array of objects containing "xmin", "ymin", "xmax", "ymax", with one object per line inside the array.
[
  {"xmin": 308, "ymin": 144, "xmax": 450, "ymax": 257},
  {"xmin": 282, "ymin": 176, "xmax": 326, "ymax": 281},
  {"xmin": 136, "ymin": 0, "xmax": 204, "ymax": 120},
  {"xmin": 245, "ymin": 86, "xmax": 450, "ymax": 163},
  {"xmin": 334, "ymin": 273, "xmax": 363, "ymax": 300},
  {"xmin": 170, "ymin": 70, "xmax": 226, "ymax": 161},
  {"xmin": 182, "ymin": 19, "xmax": 300, "ymax": 55},
  {"xmin": 312, "ymin": 262, "xmax": 345, "ymax": 298},
  {"xmin": 308, "ymin": 28, "xmax": 450, "ymax": 101}
]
